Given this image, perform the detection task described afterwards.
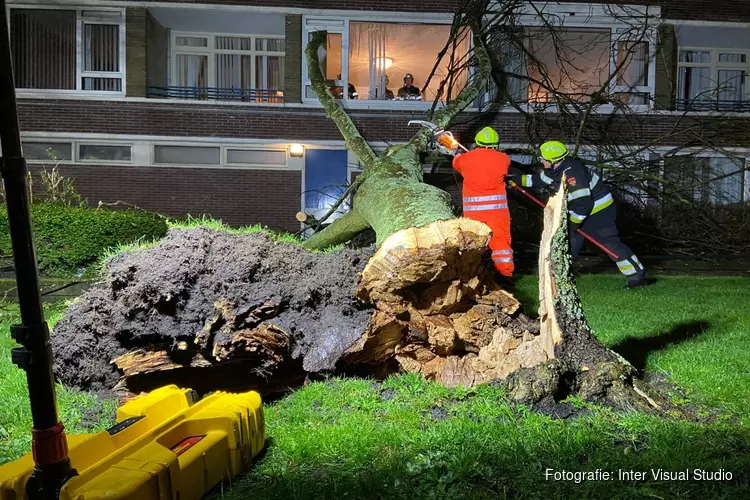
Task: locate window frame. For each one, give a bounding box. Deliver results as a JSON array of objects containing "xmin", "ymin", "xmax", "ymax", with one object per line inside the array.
[
  {"xmin": 224, "ymin": 147, "xmax": 289, "ymax": 168},
  {"xmin": 656, "ymin": 150, "xmax": 749, "ymax": 204},
  {"xmin": 152, "ymin": 142, "xmax": 292, "ymax": 170},
  {"xmin": 611, "ymin": 30, "xmax": 657, "ymax": 108},
  {"xmin": 483, "ymin": 7, "xmax": 659, "ymax": 113},
  {"xmin": 301, "ymin": 14, "xmax": 484, "ymax": 110},
  {"xmin": 21, "ymin": 139, "xmax": 135, "ymax": 165},
  {"xmin": 676, "ymin": 46, "xmax": 750, "ymax": 110},
  {"xmin": 9, "ymin": 5, "xmax": 126, "ymax": 95},
  {"xmin": 76, "ymin": 142, "xmax": 133, "ymax": 164},
  {"xmin": 169, "ymin": 30, "xmax": 286, "ymax": 100}
]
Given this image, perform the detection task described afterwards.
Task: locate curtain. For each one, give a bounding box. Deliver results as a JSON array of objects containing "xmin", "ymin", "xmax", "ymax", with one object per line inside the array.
[
  {"xmin": 708, "ymin": 157, "xmax": 744, "ymax": 203},
  {"xmin": 175, "ymin": 54, "xmax": 208, "ymax": 95},
  {"xmin": 369, "ymin": 24, "xmax": 387, "ymax": 99},
  {"xmin": 679, "ymin": 67, "xmax": 713, "ymax": 101},
  {"xmin": 10, "ymin": 9, "xmax": 76, "ymax": 89}
]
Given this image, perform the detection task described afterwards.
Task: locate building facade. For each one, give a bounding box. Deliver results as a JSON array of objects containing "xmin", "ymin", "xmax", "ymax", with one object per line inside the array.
[{"xmin": 7, "ymin": 0, "xmax": 750, "ymax": 232}]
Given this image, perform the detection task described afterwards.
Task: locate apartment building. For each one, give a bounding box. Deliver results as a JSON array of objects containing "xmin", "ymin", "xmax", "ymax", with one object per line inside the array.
[{"xmin": 7, "ymin": 0, "xmax": 750, "ymax": 232}]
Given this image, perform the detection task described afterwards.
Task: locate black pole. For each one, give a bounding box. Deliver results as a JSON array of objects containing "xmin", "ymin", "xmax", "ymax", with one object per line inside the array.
[{"xmin": 0, "ymin": 2, "xmax": 75, "ymax": 498}]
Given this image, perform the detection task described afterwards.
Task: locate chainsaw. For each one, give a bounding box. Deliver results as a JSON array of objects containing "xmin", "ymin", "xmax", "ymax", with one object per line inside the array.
[{"xmin": 408, "ymin": 120, "xmax": 468, "ymax": 156}]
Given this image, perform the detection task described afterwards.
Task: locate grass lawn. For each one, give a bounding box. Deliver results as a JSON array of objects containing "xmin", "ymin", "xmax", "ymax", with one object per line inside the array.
[{"xmin": 1, "ymin": 275, "xmax": 749, "ymax": 499}]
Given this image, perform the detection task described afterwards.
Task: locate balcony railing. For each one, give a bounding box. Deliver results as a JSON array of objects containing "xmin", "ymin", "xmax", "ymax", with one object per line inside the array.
[
  {"xmin": 674, "ymin": 98, "xmax": 750, "ymax": 113},
  {"xmin": 146, "ymin": 86, "xmax": 285, "ymax": 103}
]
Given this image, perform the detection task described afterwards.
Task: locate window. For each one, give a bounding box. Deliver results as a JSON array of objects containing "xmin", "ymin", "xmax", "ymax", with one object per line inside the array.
[
  {"xmin": 10, "ymin": 8, "xmax": 125, "ymax": 92},
  {"xmin": 677, "ymin": 49, "xmax": 748, "ymax": 111},
  {"xmin": 22, "ymin": 142, "xmax": 73, "ymax": 161},
  {"xmin": 527, "ymin": 28, "xmax": 612, "ymax": 103},
  {"xmin": 303, "ymin": 18, "xmax": 471, "ymax": 104},
  {"xmin": 170, "ymin": 33, "xmax": 285, "ymax": 102},
  {"xmin": 348, "ymin": 22, "xmax": 469, "ymax": 102},
  {"xmin": 226, "ymin": 149, "xmax": 286, "ymax": 166},
  {"xmin": 79, "ymin": 144, "xmax": 132, "ymax": 161},
  {"xmin": 154, "ymin": 145, "xmax": 220, "ymax": 165},
  {"xmin": 500, "ymin": 27, "xmax": 653, "ymax": 106},
  {"xmin": 664, "ymin": 156, "xmax": 746, "ymax": 204},
  {"xmin": 614, "ymin": 41, "xmax": 650, "ymax": 105}
]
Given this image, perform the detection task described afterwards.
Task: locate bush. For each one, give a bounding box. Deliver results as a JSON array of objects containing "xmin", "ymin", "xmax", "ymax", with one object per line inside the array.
[{"xmin": 0, "ymin": 203, "xmax": 168, "ymax": 277}]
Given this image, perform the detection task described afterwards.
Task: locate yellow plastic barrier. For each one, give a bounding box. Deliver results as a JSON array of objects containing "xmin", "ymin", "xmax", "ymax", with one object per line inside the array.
[{"xmin": 0, "ymin": 385, "xmax": 265, "ymax": 500}]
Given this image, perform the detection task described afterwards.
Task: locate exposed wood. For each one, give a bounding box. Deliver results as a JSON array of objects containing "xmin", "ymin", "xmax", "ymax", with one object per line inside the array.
[
  {"xmin": 113, "ymin": 348, "xmax": 212, "ymax": 377},
  {"xmin": 538, "ymin": 178, "xmax": 566, "ymax": 358}
]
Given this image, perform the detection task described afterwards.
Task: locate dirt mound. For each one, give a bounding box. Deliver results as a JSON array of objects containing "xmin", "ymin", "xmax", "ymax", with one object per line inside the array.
[{"xmin": 52, "ymin": 227, "xmax": 375, "ymax": 392}]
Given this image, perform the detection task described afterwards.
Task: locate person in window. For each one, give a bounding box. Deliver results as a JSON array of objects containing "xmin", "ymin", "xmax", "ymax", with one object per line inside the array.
[
  {"xmin": 384, "ymin": 76, "xmax": 394, "ymax": 100},
  {"xmin": 397, "ymin": 73, "xmax": 421, "ymax": 99}
]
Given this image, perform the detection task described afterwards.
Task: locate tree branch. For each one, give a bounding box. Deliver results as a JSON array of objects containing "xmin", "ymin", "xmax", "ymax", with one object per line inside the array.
[
  {"xmin": 305, "ymin": 31, "xmax": 378, "ymax": 170},
  {"xmin": 311, "ymin": 174, "xmax": 367, "ymax": 233},
  {"xmin": 302, "ymin": 210, "xmax": 371, "ymax": 251}
]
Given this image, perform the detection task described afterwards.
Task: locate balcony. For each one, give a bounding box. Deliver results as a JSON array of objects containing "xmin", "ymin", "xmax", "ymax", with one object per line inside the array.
[
  {"xmin": 674, "ymin": 99, "xmax": 750, "ymax": 113},
  {"xmin": 146, "ymin": 86, "xmax": 284, "ymax": 103}
]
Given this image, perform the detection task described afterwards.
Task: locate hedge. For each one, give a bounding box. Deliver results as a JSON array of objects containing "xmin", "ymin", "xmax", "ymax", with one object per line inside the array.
[{"xmin": 0, "ymin": 203, "xmax": 168, "ymax": 277}]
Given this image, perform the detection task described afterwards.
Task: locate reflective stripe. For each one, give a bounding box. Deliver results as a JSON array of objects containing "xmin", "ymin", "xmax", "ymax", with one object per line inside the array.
[
  {"xmin": 567, "ymin": 188, "xmax": 591, "ymax": 201},
  {"xmin": 617, "ymin": 264, "xmax": 637, "ymax": 276},
  {"xmin": 521, "ymin": 175, "xmax": 533, "ymax": 187},
  {"xmin": 492, "ymin": 250, "xmax": 513, "ymax": 255},
  {"xmin": 464, "ymin": 203, "xmax": 508, "ymax": 211},
  {"xmin": 493, "ymin": 257, "xmax": 513, "ymax": 263},
  {"xmin": 631, "ymin": 255, "xmax": 643, "ymax": 269},
  {"xmin": 540, "ymin": 172, "xmax": 554, "ymax": 184},
  {"xmin": 569, "ymin": 210, "xmax": 587, "ymax": 223},
  {"xmin": 591, "ymin": 193, "xmax": 614, "ymax": 214},
  {"xmin": 463, "ymin": 194, "xmax": 507, "ymax": 203},
  {"xmin": 590, "ymin": 172, "xmax": 600, "ymax": 188},
  {"xmin": 616, "ymin": 259, "xmax": 632, "ymax": 269}
]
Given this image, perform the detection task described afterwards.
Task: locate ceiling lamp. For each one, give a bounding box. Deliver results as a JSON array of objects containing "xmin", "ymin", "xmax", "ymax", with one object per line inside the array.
[{"xmin": 375, "ymin": 57, "xmax": 393, "ymax": 69}]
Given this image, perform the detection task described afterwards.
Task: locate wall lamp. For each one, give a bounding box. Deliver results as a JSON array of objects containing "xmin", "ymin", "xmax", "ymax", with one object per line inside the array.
[{"xmin": 289, "ymin": 144, "xmax": 305, "ymax": 157}]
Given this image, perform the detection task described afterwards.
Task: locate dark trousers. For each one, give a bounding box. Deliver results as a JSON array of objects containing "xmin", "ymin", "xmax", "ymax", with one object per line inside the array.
[{"xmin": 570, "ymin": 205, "xmax": 645, "ymax": 282}]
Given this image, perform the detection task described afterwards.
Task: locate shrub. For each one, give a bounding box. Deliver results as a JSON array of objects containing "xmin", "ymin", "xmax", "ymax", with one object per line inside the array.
[{"xmin": 0, "ymin": 203, "xmax": 168, "ymax": 277}]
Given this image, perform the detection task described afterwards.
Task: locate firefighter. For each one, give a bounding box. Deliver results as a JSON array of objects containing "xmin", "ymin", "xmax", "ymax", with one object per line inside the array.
[
  {"xmin": 520, "ymin": 141, "xmax": 648, "ymax": 289},
  {"xmin": 452, "ymin": 126, "xmax": 514, "ymax": 277},
  {"xmin": 397, "ymin": 73, "xmax": 421, "ymax": 99}
]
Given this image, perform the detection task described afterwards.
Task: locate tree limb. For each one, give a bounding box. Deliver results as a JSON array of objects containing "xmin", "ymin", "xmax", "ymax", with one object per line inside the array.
[
  {"xmin": 312, "ymin": 174, "xmax": 367, "ymax": 233},
  {"xmin": 305, "ymin": 31, "xmax": 378, "ymax": 170},
  {"xmin": 302, "ymin": 210, "xmax": 371, "ymax": 251}
]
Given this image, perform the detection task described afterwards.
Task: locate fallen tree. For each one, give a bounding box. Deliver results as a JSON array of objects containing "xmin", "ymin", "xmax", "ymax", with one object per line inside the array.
[
  {"xmin": 50, "ymin": 3, "xmax": 690, "ymax": 416},
  {"xmin": 51, "ymin": 181, "xmax": 685, "ymax": 415}
]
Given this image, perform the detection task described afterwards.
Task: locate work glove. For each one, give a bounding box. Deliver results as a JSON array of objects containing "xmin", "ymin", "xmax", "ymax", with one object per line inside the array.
[{"xmin": 505, "ymin": 174, "xmax": 521, "ymax": 185}]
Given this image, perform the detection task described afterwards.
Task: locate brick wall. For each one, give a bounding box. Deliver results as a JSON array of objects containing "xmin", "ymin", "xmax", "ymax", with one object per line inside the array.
[
  {"xmin": 17, "ymin": 99, "xmax": 750, "ymax": 148},
  {"xmin": 126, "ymin": 8, "xmax": 148, "ymax": 98},
  {"xmin": 146, "ymin": 11, "xmax": 168, "ymax": 90},
  {"xmin": 654, "ymin": 24, "xmax": 677, "ymax": 111},
  {"xmin": 284, "ymin": 15, "xmax": 302, "ymax": 103},
  {"xmin": 28, "ymin": 164, "xmax": 302, "ymax": 232},
  {"xmin": 101, "ymin": 0, "xmax": 750, "ymax": 22}
]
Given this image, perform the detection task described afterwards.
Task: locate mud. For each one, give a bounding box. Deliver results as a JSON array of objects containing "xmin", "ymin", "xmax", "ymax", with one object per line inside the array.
[{"xmin": 51, "ymin": 227, "xmax": 375, "ymax": 392}]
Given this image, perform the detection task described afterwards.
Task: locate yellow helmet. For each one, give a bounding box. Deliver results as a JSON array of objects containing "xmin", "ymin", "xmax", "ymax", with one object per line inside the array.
[
  {"xmin": 540, "ymin": 141, "xmax": 568, "ymax": 162},
  {"xmin": 475, "ymin": 127, "xmax": 499, "ymax": 148}
]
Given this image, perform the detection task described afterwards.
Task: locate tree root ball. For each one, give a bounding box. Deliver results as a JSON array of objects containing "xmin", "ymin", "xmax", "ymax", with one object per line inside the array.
[{"xmin": 51, "ymin": 227, "xmax": 375, "ymax": 395}]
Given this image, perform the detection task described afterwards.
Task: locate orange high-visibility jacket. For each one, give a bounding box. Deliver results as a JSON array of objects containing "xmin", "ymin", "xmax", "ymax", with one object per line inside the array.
[{"xmin": 452, "ymin": 148, "xmax": 514, "ymax": 276}]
